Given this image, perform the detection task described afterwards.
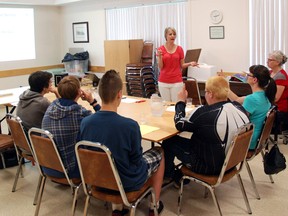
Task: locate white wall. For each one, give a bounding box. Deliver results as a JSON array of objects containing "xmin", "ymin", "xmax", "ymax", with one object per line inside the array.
[
  {"xmin": 60, "ymin": 0, "xmax": 250, "ymax": 72},
  {"xmin": 60, "ymin": 4, "xmax": 106, "ymax": 68},
  {"xmin": 0, "ymin": 75, "xmax": 29, "ymax": 90},
  {"xmin": 187, "ymin": 0, "xmax": 249, "ymax": 72},
  {"xmin": 0, "ymin": 0, "xmax": 250, "ymax": 89}
]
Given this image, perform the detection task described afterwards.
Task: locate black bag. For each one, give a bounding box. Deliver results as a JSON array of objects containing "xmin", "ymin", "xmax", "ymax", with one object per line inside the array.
[
  {"xmin": 263, "ymin": 144, "xmax": 286, "ymax": 174},
  {"xmin": 0, "ymin": 148, "xmax": 19, "ymax": 169}
]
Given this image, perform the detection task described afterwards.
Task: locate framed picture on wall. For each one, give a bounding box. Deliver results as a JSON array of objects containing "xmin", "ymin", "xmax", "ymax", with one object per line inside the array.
[
  {"xmin": 73, "ymin": 22, "xmax": 89, "ymax": 43},
  {"xmin": 209, "ymin": 26, "xmax": 225, "ymax": 39}
]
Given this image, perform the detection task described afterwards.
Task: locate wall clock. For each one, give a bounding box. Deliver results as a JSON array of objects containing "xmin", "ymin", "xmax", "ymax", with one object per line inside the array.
[{"xmin": 210, "ymin": 10, "xmax": 223, "ymax": 24}]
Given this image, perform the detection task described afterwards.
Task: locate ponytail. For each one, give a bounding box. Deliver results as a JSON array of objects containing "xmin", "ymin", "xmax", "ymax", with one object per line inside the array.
[
  {"xmin": 264, "ymin": 77, "xmax": 276, "ymax": 104},
  {"xmin": 250, "ymin": 65, "xmax": 277, "ymax": 104}
]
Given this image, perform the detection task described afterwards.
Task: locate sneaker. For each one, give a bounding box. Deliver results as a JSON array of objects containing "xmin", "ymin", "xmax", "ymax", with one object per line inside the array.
[
  {"xmin": 173, "ymin": 169, "xmax": 190, "ymax": 189},
  {"xmin": 112, "ymin": 209, "xmax": 129, "ymax": 216},
  {"xmin": 149, "ymin": 201, "xmax": 164, "ymax": 216}
]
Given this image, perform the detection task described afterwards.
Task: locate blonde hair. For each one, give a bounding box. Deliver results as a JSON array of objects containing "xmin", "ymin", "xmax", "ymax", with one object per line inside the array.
[
  {"xmin": 205, "ymin": 76, "xmax": 229, "ymax": 100},
  {"xmin": 164, "ymin": 27, "xmax": 176, "ymax": 40}
]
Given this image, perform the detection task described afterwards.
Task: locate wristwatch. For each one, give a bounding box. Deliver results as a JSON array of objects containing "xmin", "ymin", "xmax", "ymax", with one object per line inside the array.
[{"xmin": 90, "ymin": 98, "xmax": 97, "ymax": 106}]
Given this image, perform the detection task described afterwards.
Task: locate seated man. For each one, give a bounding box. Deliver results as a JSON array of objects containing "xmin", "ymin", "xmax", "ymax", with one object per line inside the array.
[
  {"xmin": 16, "ymin": 71, "xmax": 60, "ymax": 131},
  {"xmin": 42, "ymin": 75, "xmax": 100, "ymax": 178},
  {"xmin": 162, "ymin": 76, "xmax": 250, "ymax": 187},
  {"xmin": 79, "ymin": 70, "xmax": 165, "ymax": 216}
]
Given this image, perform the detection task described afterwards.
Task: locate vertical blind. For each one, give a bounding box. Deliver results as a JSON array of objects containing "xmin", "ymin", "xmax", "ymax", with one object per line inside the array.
[
  {"xmin": 250, "ymin": 0, "xmax": 288, "ymax": 71},
  {"xmin": 105, "ymin": 2, "xmax": 188, "ymax": 51}
]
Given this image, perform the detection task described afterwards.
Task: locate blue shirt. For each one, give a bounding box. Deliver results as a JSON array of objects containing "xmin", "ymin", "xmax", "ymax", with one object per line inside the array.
[
  {"xmin": 243, "ymin": 91, "xmax": 271, "ymax": 149},
  {"xmin": 79, "ymin": 111, "xmax": 148, "ymax": 192}
]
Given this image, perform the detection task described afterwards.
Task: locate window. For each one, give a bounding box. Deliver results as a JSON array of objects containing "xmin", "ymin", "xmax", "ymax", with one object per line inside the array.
[
  {"xmin": 0, "ymin": 8, "xmax": 35, "ymax": 62},
  {"xmin": 105, "ymin": 2, "xmax": 188, "ymax": 50},
  {"xmin": 249, "ymin": 0, "xmax": 288, "ymax": 71}
]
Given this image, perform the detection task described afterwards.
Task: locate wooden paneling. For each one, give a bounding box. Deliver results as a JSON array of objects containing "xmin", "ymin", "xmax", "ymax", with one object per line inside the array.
[
  {"xmin": 104, "ymin": 39, "xmax": 143, "ymax": 94},
  {"xmin": 0, "ymin": 65, "xmax": 64, "ymax": 78},
  {"xmin": 0, "ymin": 65, "xmax": 105, "ymax": 78}
]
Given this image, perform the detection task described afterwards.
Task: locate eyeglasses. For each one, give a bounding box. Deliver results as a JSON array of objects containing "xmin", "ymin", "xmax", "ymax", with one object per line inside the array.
[
  {"xmin": 267, "ymin": 58, "xmax": 277, "ymax": 62},
  {"xmin": 246, "ymin": 73, "xmax": 255, "ymax": 78}
]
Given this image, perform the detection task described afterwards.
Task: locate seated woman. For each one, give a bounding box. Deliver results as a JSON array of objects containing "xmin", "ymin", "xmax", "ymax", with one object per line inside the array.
[
  {"xmin": 267, "ymin": 50, "xmax": 288, "ymax": 135},
  {"xmin": 228, "ymin": 65, "xmax": 277, "ymax": 150}
]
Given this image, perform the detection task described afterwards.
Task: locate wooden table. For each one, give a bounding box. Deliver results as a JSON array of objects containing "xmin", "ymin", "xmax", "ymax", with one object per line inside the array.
[
  {"xmin": 118, "ymin": 98, "xmax": 179, "ymax": 142},
  {"xmin": 0, "ymin": 86, "xmax": 29, "ymax": 123},
  {"xmin": 46, "ymin": 91, "xmax": 179, "ymax": 143}
]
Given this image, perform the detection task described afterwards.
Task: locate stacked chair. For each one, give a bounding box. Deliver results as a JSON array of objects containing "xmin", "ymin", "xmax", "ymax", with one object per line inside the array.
[{"xmin": 126, "ymin": 41, "xmax": 157, "ymax": 98}]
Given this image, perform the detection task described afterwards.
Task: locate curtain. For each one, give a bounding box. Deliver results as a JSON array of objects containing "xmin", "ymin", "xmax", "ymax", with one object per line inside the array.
[
  {"xmin": 250, "ymin": 0, "xmax": 288, "ymax": 71},
  {"xmin": 105, "ymin": 2, "xmax": 188, "ymax": 51}
]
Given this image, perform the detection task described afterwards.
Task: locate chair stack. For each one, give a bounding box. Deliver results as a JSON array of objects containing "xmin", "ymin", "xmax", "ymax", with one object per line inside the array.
[
  {"xmin": 126, "ymin": 66, "xmax": 157, "ymax": 98},
  {"xmin": 126, "ymin": 41, "xmax": 157, "ymax": 98}
]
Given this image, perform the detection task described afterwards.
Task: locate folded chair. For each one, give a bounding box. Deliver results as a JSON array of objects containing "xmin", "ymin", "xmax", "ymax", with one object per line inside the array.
[
  {"xmin": 28, "ymin": 127, "xmax": 81, "ymax": 216},
  {"xmin": 5, "ymin": 114, "xmax": 40, "ymax": 205},
  {"xmin": 75, "ymin": 141, "xmax": 158, "ymax": 216},
  {"xmin": 245, "ymin": 105, "xmax": 277, "ymax": 199},
  {"xmin": 178, "ymin": 123, "xmax": 254, "ymax": 216}
]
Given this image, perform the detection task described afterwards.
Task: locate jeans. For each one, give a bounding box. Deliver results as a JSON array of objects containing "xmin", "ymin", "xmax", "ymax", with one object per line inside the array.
[{"xmin": 162, "ymin": 135, "xmax": 197, "ymax": 178}]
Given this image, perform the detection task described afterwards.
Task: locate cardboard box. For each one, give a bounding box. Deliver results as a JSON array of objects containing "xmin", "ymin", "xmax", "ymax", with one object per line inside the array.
[{"xmin": 187, "ymin": 64, "xmax": 217, "ymax": 82}]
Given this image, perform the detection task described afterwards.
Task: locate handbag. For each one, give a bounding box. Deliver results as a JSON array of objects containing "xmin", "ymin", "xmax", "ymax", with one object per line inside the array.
[{"xmin": 263, "ymin": 143, "xmax": 286, "ymax": 175}]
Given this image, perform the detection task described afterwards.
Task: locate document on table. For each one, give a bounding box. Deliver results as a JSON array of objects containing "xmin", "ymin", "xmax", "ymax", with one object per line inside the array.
[
  {"xmin": 166, "ymin": 106, "xmax": 194, "ymax": 112},
  {"xmin": 121, "ymin": 97, "xmax": 140, "ymax": 103},
  {"xmin": 140, "ymin": 125, "xmax": 160, "ymax": 135}
]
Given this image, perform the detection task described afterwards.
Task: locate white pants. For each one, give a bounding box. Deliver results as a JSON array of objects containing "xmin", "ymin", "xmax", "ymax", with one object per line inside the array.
[{"xmin": 158, "ymin": 81, "xmax": 184, "ymax": 102}]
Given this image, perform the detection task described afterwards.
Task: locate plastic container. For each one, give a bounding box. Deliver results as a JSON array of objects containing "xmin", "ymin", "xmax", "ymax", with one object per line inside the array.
[
  {"xmin": 150, "ymin": 94, "xmax": 165, "ymax": 117},
  {"xmin": 63, "ymin": 59, "xmax": 88, "ymax": 77}
]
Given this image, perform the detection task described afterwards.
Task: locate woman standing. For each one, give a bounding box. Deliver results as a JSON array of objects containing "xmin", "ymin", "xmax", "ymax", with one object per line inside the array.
[
  {"xmin": 267, "ymin": 50, "xmax": 288, "ymax": 133},
  {"xmin": 228, "ymin": 65, "xmax": 276, "ymax": 149},
  {"xmin": 157, "ymin": 27, "xmax": 198, "ymax": 102}
]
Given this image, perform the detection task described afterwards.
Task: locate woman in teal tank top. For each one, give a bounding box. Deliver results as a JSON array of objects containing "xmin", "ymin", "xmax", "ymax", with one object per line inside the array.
[{"xmin": 228, "ymin": 65, "xmax": 277, "ymax": 149}]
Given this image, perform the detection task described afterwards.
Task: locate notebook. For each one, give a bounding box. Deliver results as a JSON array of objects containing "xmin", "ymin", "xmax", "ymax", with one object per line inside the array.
[
  {"xmin": 182, "ymin": 49, "xmax": 202, "ymax": 77},
  {"xmin": 184, "ymin": 48, "xmax": 202, "ymax": 63}
]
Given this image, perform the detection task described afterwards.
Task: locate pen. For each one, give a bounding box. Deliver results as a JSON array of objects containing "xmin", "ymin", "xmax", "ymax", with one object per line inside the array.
[{"xmin": 135, "ymin": 100, "xmax": 146, "ymax": 103}]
